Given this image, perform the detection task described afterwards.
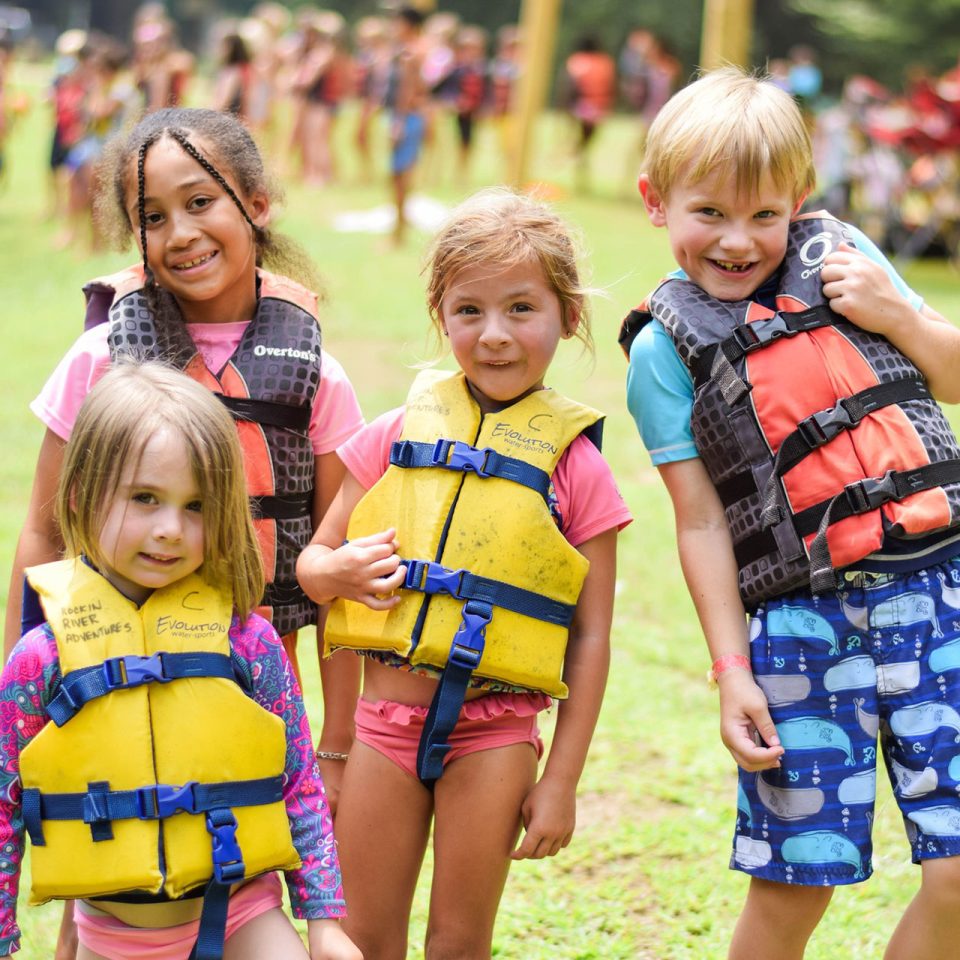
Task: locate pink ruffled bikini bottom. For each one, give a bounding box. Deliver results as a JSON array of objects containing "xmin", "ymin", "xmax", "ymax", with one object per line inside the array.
[
  {"xmin": 353, "ymin": 691, "xmax": 549, "ymax": 780},
  {"xmin": 73, "ymin": 871, "xmax": 282, "ymax": 960}
]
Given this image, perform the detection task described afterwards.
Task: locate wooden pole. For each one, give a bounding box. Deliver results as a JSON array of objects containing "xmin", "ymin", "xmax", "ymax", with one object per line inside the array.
[
  {"xmin": 507, "ymin": 0, "xmax": 561, "ymax": 189},
  {"xmin": 700, "ymin": 0, "xmax": 755, "ymax": 71}
]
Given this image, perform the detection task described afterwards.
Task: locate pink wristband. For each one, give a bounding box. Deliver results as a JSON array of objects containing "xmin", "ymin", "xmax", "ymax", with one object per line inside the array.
[{"xmin": 707, "ymin": 653, "xmax": 751, "ymax": 687}]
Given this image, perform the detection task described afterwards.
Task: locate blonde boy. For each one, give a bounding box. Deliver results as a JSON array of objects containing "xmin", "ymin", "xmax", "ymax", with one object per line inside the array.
[{"xmin": 625, "ymin": 67, "xmax": 960, "ymax": 960}]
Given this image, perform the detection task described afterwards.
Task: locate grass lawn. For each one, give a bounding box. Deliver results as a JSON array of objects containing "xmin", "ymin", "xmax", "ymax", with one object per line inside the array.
[{"xmin": 3, "ymin": 60, "xmax": 960, "ymax": 958}]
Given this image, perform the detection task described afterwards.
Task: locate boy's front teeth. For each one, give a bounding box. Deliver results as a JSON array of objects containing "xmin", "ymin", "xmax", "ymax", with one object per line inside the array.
[{"xmin": 716, "ymin": 260, "xmax": 750, "ymax": 272}]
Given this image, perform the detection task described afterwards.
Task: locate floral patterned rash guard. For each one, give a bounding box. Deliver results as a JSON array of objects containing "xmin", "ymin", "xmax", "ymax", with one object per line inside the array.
[{"xmin": 0, "ymin": 612, "xmax": 345, "ymax": 955}]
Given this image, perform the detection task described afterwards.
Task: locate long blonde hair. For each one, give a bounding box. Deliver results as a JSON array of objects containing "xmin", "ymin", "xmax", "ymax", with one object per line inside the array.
[{"xmin": 58, "ymin": 362, "xmax": 264, "ymax": 618}]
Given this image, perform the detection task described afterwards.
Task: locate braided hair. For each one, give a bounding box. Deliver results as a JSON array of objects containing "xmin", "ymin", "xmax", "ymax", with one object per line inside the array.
[{"xmin": 95, "ymin": 108, "xmax": 320, "ymax": 361}]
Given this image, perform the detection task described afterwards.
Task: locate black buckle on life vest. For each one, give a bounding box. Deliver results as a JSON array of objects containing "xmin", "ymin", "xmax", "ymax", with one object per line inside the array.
[
  {"xmin": 797, "ymin": 399, "xmax": 857, "ymax": 450},
  {"xmin": 843, "ymin": 471, "xmax": 899, "ymax": 515},
  {"xmin": 731, "ymin": 323, "xmax": 762, "ymax": 352}
]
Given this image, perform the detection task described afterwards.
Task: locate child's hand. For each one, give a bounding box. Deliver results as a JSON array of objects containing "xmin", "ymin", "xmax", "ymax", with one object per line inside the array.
[
  {"xmin": 321, "ymin": 529, "xmax": 406, "ymax": 610},
  {"xmin": 820, "ymin": 242, "xmax": 910, "ymax": 337},
  {"xmin": 717, "ymin": 669, "xmax": 784, "ymax": 772},
  {"xmin": 315, "ymin": 754, "xmax": 346, "ymax": 818},
  {"xmin": 307, "ymin": 918, "xmax": 363, "ymax": 960},
  {"xmin": 510, "ymin": 776, "xmax": 575, "ymax": 860}
]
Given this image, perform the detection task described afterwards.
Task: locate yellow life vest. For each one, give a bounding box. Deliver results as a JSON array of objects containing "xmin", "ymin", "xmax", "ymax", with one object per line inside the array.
[
  {"xmin": 20, "ymin": 557, "xmax": 299, "ymax": 905},
  {"xmin": 325, "ymin": 371, "xmax": 602, "ymax": 699}
]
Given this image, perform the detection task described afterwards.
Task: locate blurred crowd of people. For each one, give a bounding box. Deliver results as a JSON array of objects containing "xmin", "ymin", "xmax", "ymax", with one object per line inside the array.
[
  {"xmin": 16, "ymin": 3, "xmax": 535, "ymax": 248},
  {"xmin": 11, "ymin": 3, "xmax": 958, "ymax": 262},
  {"xmin": 562, "ymin": 26, "xmax": 681, "ymax": 191},
  {"xmin": 811, "ymin": 57, "xmax": 960, "ymax": 264},
  {"xmin": 10, "ymin": 4, "xmax": 683, "ymax": 249}
]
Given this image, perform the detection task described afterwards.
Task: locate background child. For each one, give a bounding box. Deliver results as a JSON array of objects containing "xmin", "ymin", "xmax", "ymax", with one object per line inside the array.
[
  {"xmin": 624, "ymin": 67, "xmax": 960, "ymax": 960},
  {"xmin": 0, "ymin": 362, "xmax": 359, "ymax": 960},
  {"xmin": 383, "ymin": 5, "xmax": 427, "ymax": 247},
  {"xmin": 4, "ymin": 106, "xmax": 363, "ymax": 808},
  {"xmin": 296, "ymin": 188, "xmax": 631, "ymax": 959}
]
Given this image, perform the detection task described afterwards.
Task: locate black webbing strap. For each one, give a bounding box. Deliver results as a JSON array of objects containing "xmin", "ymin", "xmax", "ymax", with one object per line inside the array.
[
  {"xmin": 694, "ymin": 305, "xmax": 835, "ymax": 405},
  {"xmin": 715, "ymin": 471, "xmax": 759, "ymax": 507},
  {"xmin": 773, "ymin": 378, "xmax": 931, "ymax": 486},
  {"xmin": 617, "ymin": 307, "xmax": 652, "ymax": 358},
  {"xmin": 215, "ymin": 394, "xmax": 310, "ymax": 432},
  {"xmin": 760, "ymin": 378, "xmax": 932, "ymax": 526},
  {"xmin": 248, "ymin": 491, "xmax": 313, "ymax": 520},
  {"xmin": 712, "ymin": 378, "xmax": 931, "ymax": 513},
  {"xmin": 733, "ymin": 459, "xmax": 960, "ymax": 579},
  {"xmin": 262, "ymin": 579, "xmax": 303, "ymax": 608}
]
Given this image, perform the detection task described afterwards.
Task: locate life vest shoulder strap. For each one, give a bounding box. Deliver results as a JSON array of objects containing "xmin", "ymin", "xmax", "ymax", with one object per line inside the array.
[
  {"xmin": 257, "ymin": 270, "xmax": 319, "ymax": 320},
  {"xmin": 617, "ymin": 272, "xmax": 679, "ymax": 360},
  {"xmin": 82, "ymin": 265, "xmax": 146, "ymax": 331}
]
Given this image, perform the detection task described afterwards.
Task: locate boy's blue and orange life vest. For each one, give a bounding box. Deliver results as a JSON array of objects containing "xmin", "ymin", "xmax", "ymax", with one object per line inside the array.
[
  {"xmin": 325, "ymin": 371, "xmax": 603, "ymax": 785},
  {"xmin": 82, "ymin": 266, "xmax": 322, "ymax": 637},
  {"xmin": 618, "ymin": 212, "xmax": 960, "ymax": 609},
  {"xmin": 20, "ymin": 557, "xmax": 299, "ymax": 959}
]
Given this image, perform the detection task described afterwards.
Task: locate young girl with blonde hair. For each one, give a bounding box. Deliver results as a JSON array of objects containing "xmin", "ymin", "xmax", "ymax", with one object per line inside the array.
[
  {"xmin": 7, "ymin": 105, "xmax": 363, "ymax": 797},
  {"xmin": 297, "ymin": 188, "xmax": 631, "ymax": 958},
  {"xmin": 0, "ymin": 362, "xmax": 359, "ymax": 960}
]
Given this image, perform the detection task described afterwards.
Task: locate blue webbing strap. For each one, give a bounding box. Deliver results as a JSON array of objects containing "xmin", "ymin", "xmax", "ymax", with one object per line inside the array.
[
  {"xmin": 404, "ymin": 558, "xmax": 572, "ymax": 786},
  {"xmin": 47, "ymin": 653, "xmax": 237, "ymax": 727},
  {"xmin": 390, "ymin": 439, "xmax": 552, "ymax": 503},
  {"xmin": 188, "ymin": 808, "xmax": 247, "ymax": 960},
  {"xmin": 402, "ymin": 560, "xmax": 574, "ymax": 627},
  {"xmin": 21, "ymin": 775, "xmax": 283, "ymax": 846},
  {"xmin": 416, "ymin": 600, "xmax": 492, "ymax": 787},
  {"xmin": 19, "ymin": 579, "xmax": 45, "ymax": 638}
]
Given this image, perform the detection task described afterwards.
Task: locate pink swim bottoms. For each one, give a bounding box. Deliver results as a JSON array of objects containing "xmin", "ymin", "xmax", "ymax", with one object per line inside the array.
[
  {"xmin": 73, "ymin": 871, "xmax": 283, "ymax": 960},
  {"xmin": 354, "ymin": 691, "xmax": 549, "ymax": 780}
]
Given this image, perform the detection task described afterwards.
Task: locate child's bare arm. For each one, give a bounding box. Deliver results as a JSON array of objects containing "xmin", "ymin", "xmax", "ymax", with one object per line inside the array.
[
  {"xmin": 511, "ymin": 527, "xmax": 616, "ymax": 860},
  {"xmin": 296, "ymin": 472, "xmax": 405, "ymax": 608},
  {"xmin": 658, "ymin": 458, "xmax": 784, "ymax": 771},
  {"xmin": 310, "ymin": 452, "xmax": 362, "ymax": 814},
  {"xmin": 821, "ymin": 243, "xmax": 960, "ymax": 403},
  {"xmin": 5, "ymin": 430, "xmax": 66, "ymax": 658}
]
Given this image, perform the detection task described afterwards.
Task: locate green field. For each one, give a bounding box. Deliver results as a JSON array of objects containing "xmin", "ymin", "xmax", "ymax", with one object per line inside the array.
[{"xmin": 4, "ymin": 61, "xmax": 960, "ymax": 958}]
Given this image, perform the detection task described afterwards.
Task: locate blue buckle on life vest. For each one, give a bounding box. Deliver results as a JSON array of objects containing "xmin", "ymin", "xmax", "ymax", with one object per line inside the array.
[
  {"xmin": 103, "ymin": 653, "xmax": 169, "ymax": 689},
  {"xmin": 415, "ymin": 599, "xmax": 494, "ymax": 786},
  {"xmin": 136, "ymin": 781, "xmax": 199, "ymax": 819},
  {"xmin": 448, "ymin": 599, "xmax": 492, "ymax": 670},
  {"xmin": 431, "ymin": 439, "xmax": 493, "ymax": 477},
  {"xmin": 82, "ymin": 784, "xmax": 111, "ymax": 825},
  {"xmin": 206, "ymin": 809, "xmax": 245, "ymax": 884},
  {"xmin": 404, "ymin": 559, "xmax": 465, "ymax": 597}
]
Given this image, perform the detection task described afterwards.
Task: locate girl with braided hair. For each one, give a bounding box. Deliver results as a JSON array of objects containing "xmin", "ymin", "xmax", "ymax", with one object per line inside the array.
[{"xmin": 7, "ymin": 105, "xmax": 363, "ymax": 830}]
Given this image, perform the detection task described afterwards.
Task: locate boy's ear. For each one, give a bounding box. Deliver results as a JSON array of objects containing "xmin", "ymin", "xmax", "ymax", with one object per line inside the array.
[
  {"xmin": 638, "ymin": 175, "xmax": 667, "ymax": 227},
  {"xmin": 792, "ymin": 190, "xmax": 810, "ymax": 216}
]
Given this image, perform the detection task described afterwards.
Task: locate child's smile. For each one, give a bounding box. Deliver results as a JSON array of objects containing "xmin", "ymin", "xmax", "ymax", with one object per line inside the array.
[
  {"xmin": 126, "ymin": 136, "xmax": 269, "ymax": 324},
  {"xmin": 641, "ymin": 168, "xmax": 799, "ymax": 302},
  {"xmin": 440, "ymin": 259, "xmax": 575, "ymax": 415},
  {"xmin": 96, "ymin": 427, "xmax": 206, "ymax": 604}
]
